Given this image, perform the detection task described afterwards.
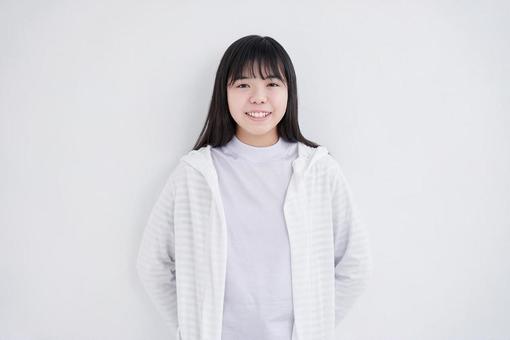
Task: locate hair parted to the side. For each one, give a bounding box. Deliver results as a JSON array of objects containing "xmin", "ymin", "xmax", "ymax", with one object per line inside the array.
[{"xmin": 191, "ymin": 34, "xmax": 320, "ymax": 151}]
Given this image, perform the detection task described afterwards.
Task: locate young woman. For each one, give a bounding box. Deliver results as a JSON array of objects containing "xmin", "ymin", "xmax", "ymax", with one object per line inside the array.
[{"xmin": 136, "ymin": 34, "xmax": 372, "ymax": 340}]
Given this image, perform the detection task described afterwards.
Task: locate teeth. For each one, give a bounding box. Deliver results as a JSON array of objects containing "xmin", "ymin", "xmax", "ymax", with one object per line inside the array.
[{"xmin": 246, "ymin": 111, "xmax": 271, "ymax": 117}]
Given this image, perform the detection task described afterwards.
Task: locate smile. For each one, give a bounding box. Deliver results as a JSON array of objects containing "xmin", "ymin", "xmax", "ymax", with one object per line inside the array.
[{"xmin": 245, "ymin": 111, "xmax": 272, "ymax": 121}]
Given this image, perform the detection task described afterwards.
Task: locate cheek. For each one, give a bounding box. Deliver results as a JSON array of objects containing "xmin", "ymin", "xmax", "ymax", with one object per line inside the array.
[
  {"xmin": 227, "ymin": 92, "xmax": 244, "ymax": 108},
  {"xmin": 276, "ymin": 91, "xmax": 288, "ymax": 108},
  {"xmin": 226, "ymin": 93, "xmax": 238, "ymax": 113}
]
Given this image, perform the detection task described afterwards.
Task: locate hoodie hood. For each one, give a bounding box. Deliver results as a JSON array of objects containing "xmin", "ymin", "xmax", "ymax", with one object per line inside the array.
[{"xmin": 180, "ymin": 141, "xmax": 329, "ymax": 179}]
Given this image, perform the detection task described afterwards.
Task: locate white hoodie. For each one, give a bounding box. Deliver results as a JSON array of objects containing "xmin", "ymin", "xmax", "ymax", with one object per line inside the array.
[{"xmin": 136, "ymin": 141, "xmax": 373, "ymax": 340}]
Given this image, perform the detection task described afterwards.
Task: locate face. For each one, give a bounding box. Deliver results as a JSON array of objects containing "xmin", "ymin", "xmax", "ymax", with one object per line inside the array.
[{"xmin": 226, "ymin": 62, "xmax": 288, "ymax": 146}]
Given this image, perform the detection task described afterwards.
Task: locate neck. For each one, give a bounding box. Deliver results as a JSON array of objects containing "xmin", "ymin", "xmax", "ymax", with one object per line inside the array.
[{"xmin": 235, "ymin": 129, "xmax": 279, "ymax": 147}]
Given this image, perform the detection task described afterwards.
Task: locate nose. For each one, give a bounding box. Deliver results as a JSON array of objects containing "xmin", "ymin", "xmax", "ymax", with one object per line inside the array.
[{"xmin": 250, "ymin": 88, "xmax": 267, "ymax": 104}]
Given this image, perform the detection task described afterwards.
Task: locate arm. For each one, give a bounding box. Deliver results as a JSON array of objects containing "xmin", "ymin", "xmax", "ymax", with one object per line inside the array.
[
  {"xmin": 136, "ymin": 174, "xmax": 178, "ymax": 330},
  {"xmin": 332, "ymin": 165, "xmax": 373, "ymax": 327}
]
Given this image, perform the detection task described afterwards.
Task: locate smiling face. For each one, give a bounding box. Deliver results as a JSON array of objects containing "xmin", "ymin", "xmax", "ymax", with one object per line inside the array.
[{"xmin": 226, "ymin": 61, "xmax": 288, "ymax": 147}]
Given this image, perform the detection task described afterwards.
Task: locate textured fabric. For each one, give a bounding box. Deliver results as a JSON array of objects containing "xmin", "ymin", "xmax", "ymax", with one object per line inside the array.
[
  {"xmin": 210, "ymin": 135, "xmax": 298, "ymax": 340},
  {"xmin": 136, "ymin": 140, "xmax": 373, "ymax": 340}
]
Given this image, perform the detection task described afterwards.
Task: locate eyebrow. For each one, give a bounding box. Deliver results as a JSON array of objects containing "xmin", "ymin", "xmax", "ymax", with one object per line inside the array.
[{"xmin": 237, "ymin": 74, "xmax": 283, "ymax": 81}]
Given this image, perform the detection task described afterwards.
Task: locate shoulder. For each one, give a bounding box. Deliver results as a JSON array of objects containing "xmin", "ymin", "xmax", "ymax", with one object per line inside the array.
[
  {"xmin": 158, "ymin": 150, "xmax": 198, "ymax": 184},
  {"xmin": 322, "ymin": 154, "xmax": 356, "ymax": 197},
  {"xmin": 311, "ymin": 148, "xmax": 345, "ymax": 176},
  {"xmin": 320, "ymin": 153, "xmax": 342, "ymax": 170},
  {"xmin": 309, "ymin": 149, "xmax": 352, "ymax": 193}
]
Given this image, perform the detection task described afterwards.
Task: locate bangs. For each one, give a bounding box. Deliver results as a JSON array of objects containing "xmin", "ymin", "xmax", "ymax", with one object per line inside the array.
[{"xmin": 226, "ymin": 42, "xmax": 288, "ymax": 86}]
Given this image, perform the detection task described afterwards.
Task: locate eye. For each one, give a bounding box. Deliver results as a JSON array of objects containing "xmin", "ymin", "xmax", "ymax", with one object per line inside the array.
[{"xmin": 234, "ymin": 82, "xmax": 280, "ymax": 88}]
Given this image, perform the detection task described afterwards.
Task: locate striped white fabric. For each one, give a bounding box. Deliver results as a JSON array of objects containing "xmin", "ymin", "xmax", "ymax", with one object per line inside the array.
[{"xmin": 136, "ymin": 141, "xmax": 372, "ymax": 340}]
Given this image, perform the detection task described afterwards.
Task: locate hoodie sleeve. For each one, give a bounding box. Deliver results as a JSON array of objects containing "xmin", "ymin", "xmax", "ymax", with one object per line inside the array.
[
  {"xmin": 136, "ymin": 174, "xmax": 179, "ymax": 331},
  {"xmin": 331, "ymin": 164, "xmax": 373, "ymax": 327}
]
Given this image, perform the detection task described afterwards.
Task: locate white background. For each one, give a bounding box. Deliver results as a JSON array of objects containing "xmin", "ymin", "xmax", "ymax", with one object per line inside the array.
[{"xmin": 1, "ymin": 0, "xmax": 509, "ymax": 339}]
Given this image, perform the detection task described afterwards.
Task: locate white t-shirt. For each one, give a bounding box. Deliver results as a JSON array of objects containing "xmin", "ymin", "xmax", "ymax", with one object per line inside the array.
[{"xmin": 210, "ymin": 134, "xmax": 299, "ymax": 340}]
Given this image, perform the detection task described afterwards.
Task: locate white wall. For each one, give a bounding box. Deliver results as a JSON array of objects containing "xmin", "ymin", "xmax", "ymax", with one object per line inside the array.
[{"xmin": 1, "ymin": 0, "xmax": 509, "ymax": 339}]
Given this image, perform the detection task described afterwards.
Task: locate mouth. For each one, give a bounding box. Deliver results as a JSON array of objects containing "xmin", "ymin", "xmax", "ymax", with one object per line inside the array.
[{"xmin": 244, "ymin": 111, "xmax": 272, "ymax": 121}]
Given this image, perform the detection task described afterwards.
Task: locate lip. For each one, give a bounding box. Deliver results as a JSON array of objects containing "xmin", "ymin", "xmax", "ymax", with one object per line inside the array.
[
  {"xmin": 245, "ymin": 111, "xmax": 272, "ymax": 121},
  {"xmin": 245, "ymin": 110, "xmax": 271, "ymax": 114}
]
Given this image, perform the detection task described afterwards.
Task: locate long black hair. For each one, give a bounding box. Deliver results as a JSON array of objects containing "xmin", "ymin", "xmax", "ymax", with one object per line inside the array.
[{"xmin": 192, "ymin": 34, "xmax": 320, "ymax": 150}]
